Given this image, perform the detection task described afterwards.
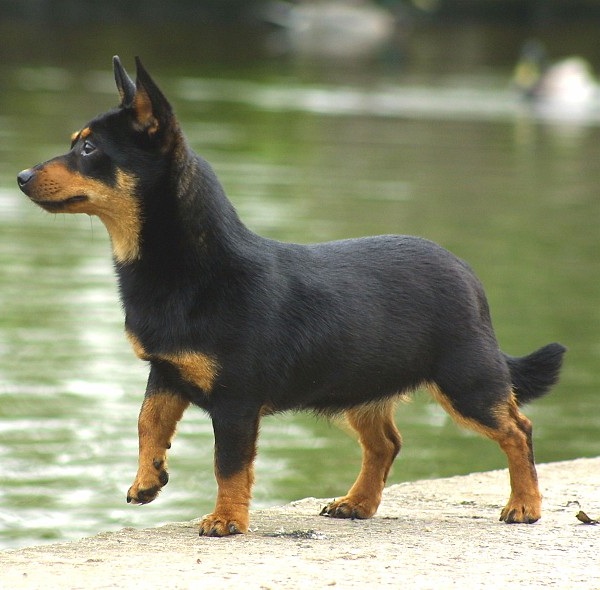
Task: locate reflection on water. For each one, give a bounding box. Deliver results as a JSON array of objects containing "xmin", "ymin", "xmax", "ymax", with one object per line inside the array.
[
  {"xmin": 1, "ymin": 33, "xmax": 599, "ymax": 549},
  {"xmin": 177, "ymin": 75, "xmax": 600, "ymax": 124}
]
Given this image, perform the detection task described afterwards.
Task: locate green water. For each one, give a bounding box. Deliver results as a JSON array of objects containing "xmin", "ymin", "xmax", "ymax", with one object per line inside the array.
[{"xmin": 0, "ymin": 24, "xmax": 598, "ymax": 549}]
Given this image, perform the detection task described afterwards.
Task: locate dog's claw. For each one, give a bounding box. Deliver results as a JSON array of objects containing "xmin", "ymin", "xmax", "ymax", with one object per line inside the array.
[
  {"xmin": 320, "ymin": 498, "xmax": 370, "ymax": 520},
  {"xmin": 127, "ymin": 462, "xmax": 169, "ymax": 505},
  {"xmin": 499, "ymin": 501, "xmax": 540, "ymax": 524},
  {"xmin": 198, "ymin": 514, "xmax": 247, "ymax": 537},
  {"xmin": 127, "ymin": 485, "xmax": 161, "ymax": 505}
]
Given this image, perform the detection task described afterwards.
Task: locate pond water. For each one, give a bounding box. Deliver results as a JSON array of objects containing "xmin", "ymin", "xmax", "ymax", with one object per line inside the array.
[{"xmin": 0, "ymin": 23, "xmax": 598, "ymax": 549}]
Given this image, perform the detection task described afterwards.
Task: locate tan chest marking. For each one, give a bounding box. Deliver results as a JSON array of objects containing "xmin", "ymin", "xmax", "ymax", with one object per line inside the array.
[
  {"xmin": 93, "ymin": 169, "xmax": 141, "ymax": 264},
  {"xmin": 126, "ymin": 331, "xmax": 219, "ymax": 393}
]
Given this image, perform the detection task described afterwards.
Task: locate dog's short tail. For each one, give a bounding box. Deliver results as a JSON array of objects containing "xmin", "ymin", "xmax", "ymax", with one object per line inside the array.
[{"xmin": 505, "ymin": 343, "xmax": 567, "ymax": 406}]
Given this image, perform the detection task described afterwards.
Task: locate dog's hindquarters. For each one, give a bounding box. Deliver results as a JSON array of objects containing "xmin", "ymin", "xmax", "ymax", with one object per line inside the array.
[
  {"xmin": 426, "ymin": 340, "xmax": 565, "ymax": 523},
  {"xmin": 317, "ymin": 239, "xmax": 565, "ymax": 524}
]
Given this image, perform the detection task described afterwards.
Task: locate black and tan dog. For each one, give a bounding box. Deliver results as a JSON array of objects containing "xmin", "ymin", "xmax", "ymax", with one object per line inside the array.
[{"xmin": 17, "ymin": 57, "xmax": 566, "ymax": 536}]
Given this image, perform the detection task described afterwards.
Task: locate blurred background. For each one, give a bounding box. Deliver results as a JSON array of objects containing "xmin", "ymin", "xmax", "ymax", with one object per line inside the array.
[{"xmin": 0, "ymin": 0, "xmax": 598, "ymax": 549}]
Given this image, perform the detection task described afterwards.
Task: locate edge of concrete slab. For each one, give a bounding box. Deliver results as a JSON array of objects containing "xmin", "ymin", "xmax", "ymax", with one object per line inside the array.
[{"xmin": 2, "ymin": 457, "xmax": 599, "ymax": 590}]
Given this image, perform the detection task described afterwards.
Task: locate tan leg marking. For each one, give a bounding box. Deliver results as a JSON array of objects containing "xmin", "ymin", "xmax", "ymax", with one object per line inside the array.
[
  {"xmin": 199, "ymin": 467, "xmax": 254, "ymax": 536},
  {"xmin": 321, "ymin": 400, "xmax": 402, "ymax": 519},
  {"xmin": 427, "ymin": 384, "xmax": 541, "ymax": 523},
  {"xmin": 497, "ymin": 402, "xmax": 541, "ymax": 523},
  {"xmin": 127, "ymin": 393, "xmax": 189, "ymax": 505}
]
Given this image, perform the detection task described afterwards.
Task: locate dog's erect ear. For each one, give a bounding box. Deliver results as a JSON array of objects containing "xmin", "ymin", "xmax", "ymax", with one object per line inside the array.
[
  {"xmin": 113, "ymin": 55, "xmax": 136, "ymax": 108},
  {"xmin": 130, "ymin": 56, "xmax": 174, "ymax": 136}
]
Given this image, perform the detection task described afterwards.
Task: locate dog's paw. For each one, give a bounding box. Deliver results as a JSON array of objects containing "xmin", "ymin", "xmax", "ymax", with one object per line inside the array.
[
  {"xmin": 198, "ymin": 513, "xmax": 248, "ymax": 537},
  {"xmin": 320, "ymin": 496, "xmax": 378, "ymax": 520},
  {"xmin": 126, "ymin": 459, "xmax": 169, "ymax": 505},
  {"xmin": 499, "ymin": 496, "xmax": 541, "ymax": 524}
]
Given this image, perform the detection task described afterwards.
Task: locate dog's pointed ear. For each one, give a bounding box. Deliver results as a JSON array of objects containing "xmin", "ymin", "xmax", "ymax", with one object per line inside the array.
[
  {"xmin": 131, "ymin": 56, "xmax": 174, "ymax": 136},
  {"xmin": 113, "ymin": 55, "xmax": 136, "ymax": 107}
]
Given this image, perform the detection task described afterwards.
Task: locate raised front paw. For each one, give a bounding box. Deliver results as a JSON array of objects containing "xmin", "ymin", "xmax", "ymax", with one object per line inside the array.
[
  {"xmin": 198, "ymin": 512, "xmax": 249, "ymax": 537},
  {"xmin": 126, "ymin": 459, "xmax": 169, "ymax": 505},
  {"xmin": 320, "ymin": 495, "xmax": 378, "ymax": 520}
]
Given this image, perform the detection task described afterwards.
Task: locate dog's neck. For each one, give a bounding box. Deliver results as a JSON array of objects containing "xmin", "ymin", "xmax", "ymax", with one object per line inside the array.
[{"xmin": 114, "ymin": 145, "xmax": 262, "ymax": 308}]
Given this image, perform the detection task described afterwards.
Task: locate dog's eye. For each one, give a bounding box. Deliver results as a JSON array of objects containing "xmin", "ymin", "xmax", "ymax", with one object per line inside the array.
[{"xmin": 81, "ymin": 140, "xmax": 96, "ymax": 156}]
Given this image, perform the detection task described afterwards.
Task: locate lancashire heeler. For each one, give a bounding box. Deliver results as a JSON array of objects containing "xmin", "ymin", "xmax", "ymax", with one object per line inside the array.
[{"xmin": 17, "ymin": 57, "xmax": 566, "ymax": 536}]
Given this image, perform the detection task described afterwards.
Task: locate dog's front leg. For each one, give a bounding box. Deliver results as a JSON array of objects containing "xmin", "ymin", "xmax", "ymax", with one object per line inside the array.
[
  {"xmin": 127, "ymin": 385, "xmax": 189, "ymax": 505},
  {"xmin": 199, "ymin": 410, "xmax": 260, "ymax": 537}
]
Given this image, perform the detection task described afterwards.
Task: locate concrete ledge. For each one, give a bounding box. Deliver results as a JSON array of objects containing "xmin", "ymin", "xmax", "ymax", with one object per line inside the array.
[{"xmin": 2, "ymin": 457, "xmax": 599, "ymax": 589}]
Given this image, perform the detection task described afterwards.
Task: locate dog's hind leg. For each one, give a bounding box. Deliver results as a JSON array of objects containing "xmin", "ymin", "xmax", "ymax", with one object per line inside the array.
[
  {"xmin": 321, "ymin": 400, "xmax": 401, "ymax": 519},
  {"xmin": 428, "ymin": 383, "xmax": 542, "ymax": 523},
  {"xmin": 495, "ymin": 400, "xmax": 542, "ymax": 523},
  {"xmin": 127, "ymin": 391, "xmax": 189, "ymax": 505}
]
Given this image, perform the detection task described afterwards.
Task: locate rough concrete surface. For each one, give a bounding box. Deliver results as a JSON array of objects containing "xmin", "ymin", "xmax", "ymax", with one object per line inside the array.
[{"xmin": 1, "ymin": 457, "xmax": 599, "ymax": 589}]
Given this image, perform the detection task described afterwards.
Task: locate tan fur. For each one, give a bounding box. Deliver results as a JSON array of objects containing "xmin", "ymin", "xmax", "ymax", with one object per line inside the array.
[
  {"xmin": 126, "ymin": 330, "xmax": 219, "ymax": 394},
  {"xmin": 96, "ymin": 170, "xmax": 141, "ymax": 263},
  {"xmin": 125, "ymin": 331, "xmax": 152, "ymax": 361},
  {"xmin": 162, "ymin": 351, "xmax": 219, "ymax": 393},
  {"xmin": 24, "ymin": 162, "xmax": 142, "ymax": 263},
  {"xmin": 127, "ymin": 392, "xmax": 189, "ymax": 504},
  {"xmin": 199, "ymin": 466, "xmax": 254, "ymax": 536},
  {"xmin": 322, "ymin": 400, "xmax": 402, "ymax": 519},
  {"xmin": 70, "ymin": 127, "xmax": 91, "ymax": 143},
  {"xmin": 427, "ymin": 383, "xmax": 541, "ymax": 523},
  {"xmin": 426, "ymin": 383, "xmax": 500, "ymax": 438},
  {"xmin": 133, "ymin": 90, "xmax": 159, "ymax": 134}
]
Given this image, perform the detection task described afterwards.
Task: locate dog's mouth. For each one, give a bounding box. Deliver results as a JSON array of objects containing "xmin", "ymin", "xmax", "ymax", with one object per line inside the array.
[{"xmin": 31, "ymin": 195, "xmax": 88, "ymax": 212}]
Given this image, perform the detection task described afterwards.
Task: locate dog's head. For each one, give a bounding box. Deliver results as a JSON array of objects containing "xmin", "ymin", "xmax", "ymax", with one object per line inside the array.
[{"xmin": 17, "ymin": 57, "xmax": 180, "ymax": 263}]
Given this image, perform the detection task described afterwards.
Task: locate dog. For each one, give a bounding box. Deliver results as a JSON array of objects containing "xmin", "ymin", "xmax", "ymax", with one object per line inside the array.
[{"xmin": 17, "ymin": 56, "xmax": 566, "ymax": 537}]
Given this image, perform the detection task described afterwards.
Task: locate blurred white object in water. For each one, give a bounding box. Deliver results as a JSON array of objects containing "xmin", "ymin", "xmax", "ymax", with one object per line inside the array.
[
  {"xmin": 265, "ymin": 0, "xmax": 396, "ymax": 58},
  {"xmin": 535, "ymin": 57, "xmax": 597, "ymax": 105},
  {"xmin": 513, "ymin": 41, "xmax": 600, "ymax": 116}
]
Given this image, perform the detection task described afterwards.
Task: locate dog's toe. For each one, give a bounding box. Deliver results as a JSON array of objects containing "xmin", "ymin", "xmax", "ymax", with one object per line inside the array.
[{"xmin": 320, "ymin": 496, "xmax": 377, "ymax": 520}]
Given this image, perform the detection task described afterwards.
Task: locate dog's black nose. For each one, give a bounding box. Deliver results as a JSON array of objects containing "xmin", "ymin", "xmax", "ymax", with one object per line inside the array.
[{"xmin": 17, "ymin": 169, "xmax": 34, "ymax": 188}]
